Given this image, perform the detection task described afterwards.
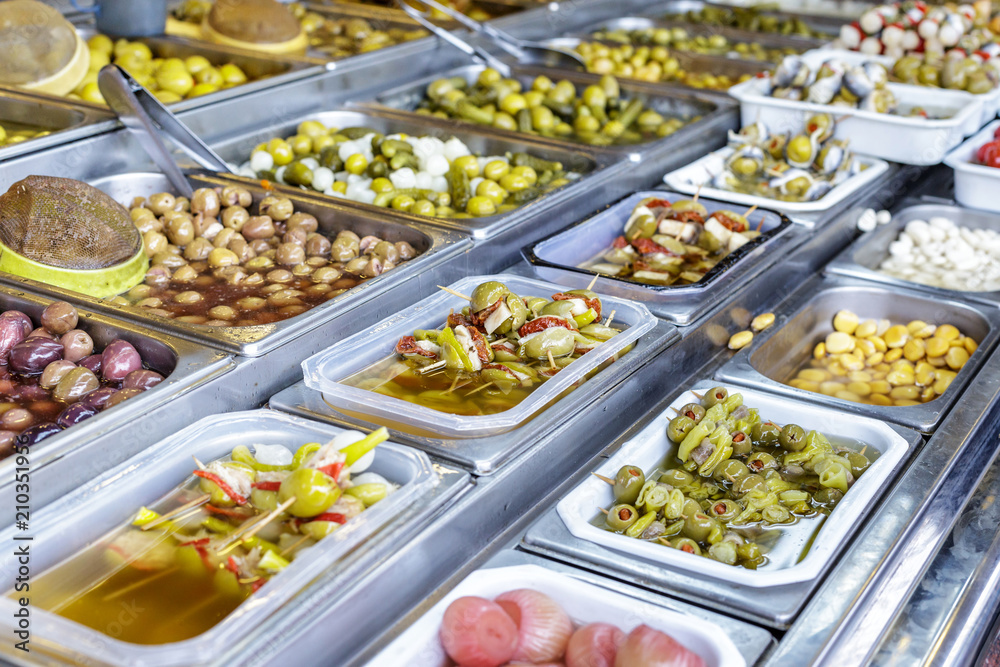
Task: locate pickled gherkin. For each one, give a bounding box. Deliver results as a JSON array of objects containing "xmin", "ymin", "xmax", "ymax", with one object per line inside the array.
[{"xmin": 598, "ymin": 387, "xmax": 874, "ymax": 569}]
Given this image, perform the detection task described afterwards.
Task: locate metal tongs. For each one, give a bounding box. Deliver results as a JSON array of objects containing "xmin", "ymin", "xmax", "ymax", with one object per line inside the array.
[
  {"xmin": 395, "ymin": 0, "xmax": 585, "ymax": 75},
  {"xmin": 97, "ymin": 64, "xmax": 234, "ymax": 199}
]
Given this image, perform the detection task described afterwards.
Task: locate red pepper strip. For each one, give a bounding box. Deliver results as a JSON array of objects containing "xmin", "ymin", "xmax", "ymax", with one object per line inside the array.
[
  {"xmin": 317, "ymin": 462, "xmax": 344, "ymax": 480},
  {"xmin": 711, "ymin": 212, "xmax": 747, "ymax": 233},
  {"xmin": 195, "ymin": 544, "xmax": 214, "ymax": 571},
  {"xmin": 483, "ymin": 363, "xmax": 517, "ymax": 376},
  {"xmin": 447, "ymin": 312, "xmax": 477, "ymax": 330},
  {"xmin": 251, "ymin": 579, "xmax": 266, "ymax": 593},
  {"xmin": 226, "ymin": 556, "xmax": 240, "ymax": 574},
  {"xmin": 178, "ymin": 537, "xmax": 211, "ymax": 547},
  {"xmin": 395, "ymin": 335, "xmax": 437, "ymax": 358},
  {"xmin": 671, "ymin": 210, "xmax": 704, "ymax": 225},
  {"xmin": 612, "ymin": 235, "xmax": 629, "ymax": 249},
  {"xmin": 252, "ymin": 481, "xmax": 282, "ymax": 492},
  {"xmin": 631, "ymin": 237, "xmax": 672, "ymax": 256},
  {"xmin": 491, "ymin": 340, "xmax": 515, "ymax": 352},
  {"xmin": 312, "ymin": 512, "xmax": 348, "ymax": 524},
  {"xmin": 633, "ymin": 259, "xmax": 651, "ymax": 273},
  {"xmin": 551, "ymin": 292, "xmax": 602, "ymax": 319},
  {"xmin": 467, "ymin": 326, "xmax": 492, "ymax": 364},
  {"xmin": 469, "ymin": 297, "xmax": 502, "ymax": 326},
  {"xmin": 193, "ymin": 469, "xmax": 247, "ymax": 505},
  {"xmin": 644, "ymin": 198, "xmax": 671, "ymax": 209},
  {"xmin": 518, "ymin": 316, "xmax": 573, "ymax": 337},
  {"xmin": 205, "ymin": 504, "xmax": 254, "ymax": 519}
]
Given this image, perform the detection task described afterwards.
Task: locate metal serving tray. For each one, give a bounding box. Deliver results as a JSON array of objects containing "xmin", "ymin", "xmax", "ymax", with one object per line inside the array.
[
  {"xmin": 272, "ymin": 318, "xmax": 678, "ymax": 474},
  {"xmin": 0, "ymin": 286, "xmax": 232, "ymax": 512},
  {"xmin": 523, "ymin": 190, "xmax": 797, "ymax": 324},
  {"xmin": 0, "ymin": 90, "xmax": 115, "ymax": 161},
  {"xmin": 209, "ymin": 106, "xmax": 609, "ymax": 239},
  {"xmin": 572, "ymin": 15, "xmax": 828, "ymax": 54},
  {"xmin": 522, "ymin": 379, "xmax": 923, "ymax": 627},
  {"xmin": 715, "ymin": 274, "xmax": 1000, "ymax": 433},
  {"xmin": 365, "ymin": 63, "xmax": 732, "ymax": 159},
  {"xmin": 826, "ymin": 203, "xmax": 1000, "ymax": 308},
  {"xmin": 0, "ymin": 169, "xmax": 468, "ymax": 357},
  {"xmin": 0, "ymin": 409, "xmax": 465, "ymax": 667}
]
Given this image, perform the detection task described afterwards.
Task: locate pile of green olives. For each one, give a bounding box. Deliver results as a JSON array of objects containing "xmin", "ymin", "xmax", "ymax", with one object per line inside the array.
[
  {"xmin": 591, "ymin": 26, "xmax": 801, "ymax": 64},
  {"xmin": 892, "ymin": 55, "xmax": 999, "ymax": 95},
  {"xmin": 664, "ymin": 6, "xmax": 828, "ymax": 38},
  {"xmin": 600, "ymin": 387, "xmax": 873, "ymax": 569}
]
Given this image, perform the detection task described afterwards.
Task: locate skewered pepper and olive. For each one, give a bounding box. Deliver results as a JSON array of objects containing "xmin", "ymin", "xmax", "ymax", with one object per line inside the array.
[
  {"xmin": 291, "ymin": 3, "xmax": 427, "ymax": 59},
  {"xmin": 241, "ymin": 122, "xmax": 573, "ymax": 218},
  {"xmin": 769, "ymin": 55, "xmax": 901, "ymax": 113},
  {"xmin": 893, "ymin": 54, "xmax": 999, "ymax": 94},
  {"xmin": 585, "ymin": 196, "xmax": 764, "ymax": 285},
  {"xmin": 67, "ymin": 34, "xmax": 253, "ymax": 106},
  {"xmin": 599, "ymin": 388, "xmax": 871, "ymax": 569},
  {"xmin": 0, "ymin": 122, "xmax": 49, "ymax": 147},
  {"xmin": 572, "ymin": 41, "xmax": 753, "ymax": 90},
  {"xmin": 342, "ymin": 281, "xmax": 624, "ymax": 416},
  {"xmin": 707, "ymin": 116, "xmax": 862, "ymax": 202},
  {"xmin": 787, "ymin": 310, "xmax": 976, "ymax": 405},
  {"xmin": 0, "ymin": 301, "xmax": 166, "ymax": 459},
  {"xmin": 414, "ymin": 70, "xmax": 690, "ymax": 146},
  {"xmin": 118, "ymin": 185, "xmax": 418, "ymax": 326},
  {"xmin": 590, "ymin": 25, "xmax": 803, "ymax": 63},
  {"xmin": 663, "ymin": 6, "xmax": 828, "ymax": 38},
  {"xmin": 34, "ymin": 429, "xmax": 395, "ymax": 644}
]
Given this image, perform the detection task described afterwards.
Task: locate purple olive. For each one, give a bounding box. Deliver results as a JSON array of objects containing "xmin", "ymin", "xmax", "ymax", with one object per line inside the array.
[
  {"xmin": 27, "ymin": 327, "xmax": 54, "ymax": 340},
  {"xmin": 56, "ymin": 403, "xmax": 98, "ymax": 428},
  {"xmin": 18, "ymin": 423, "xmax": 62, "ymax": 446},
  {"xmin": 61, "ymin": 330, "xmax": 94, "ymax": 363},
  {"xmin": 10, "ymin": 338, "xmax": 64, "ymax": 375},
  {"xmin": 8, "ymin": 384, "xmax": 48, "ymax": 404},
  {"xmin": 0, "ymin": 311, "xmax": 32, "ymax": 338},
  {"xmin": 40, "ymin": 360, "xmax": 77, "ymax": 389},
  {"xmin": 0, "ymin": 315, "xmax": 27, "ymax": 360},
  {"xmin": 79, "ymin": 353, "xmax": 102, "ymax": 375},
  {"xmin": 105, "ymin": 387, "xmax": 144, "ymax": 408},
  {"xmin": 1, "ymin": 409, "xmax": 33, "ymax": 432},
  {"xmin": 102, "ymin": 340, "xmax": 142, "ymax": 382},
  {"xmin": 0, "ymin": 430, "xmax": 16, "ymax": 459},
  {"xmin": 40, "ymin": 302, "xmax": 79, "ymax": 335},
  {"xmin": 79, "ymin": 387, "xmax": 115, "ymax": 410},
  {"xmin": 53, "ymin": 367, "xmax": 100, "ymax": 403},
  {"xmin": 123, "ymin": 369, "xmax": 164, "ymax": 390}
]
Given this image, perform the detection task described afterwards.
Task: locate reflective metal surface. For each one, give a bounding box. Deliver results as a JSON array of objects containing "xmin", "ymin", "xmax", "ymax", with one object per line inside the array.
[{"xmin": 0, "ymin": 90, "xmax": 115, "ymax": 162}]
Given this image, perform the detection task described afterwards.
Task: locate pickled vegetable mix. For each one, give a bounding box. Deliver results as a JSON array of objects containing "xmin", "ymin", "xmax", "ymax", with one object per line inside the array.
[
  {"xmin": 599, "ymin": 388, "xmax": 872, "ymax": 569},
  {"xmin": 31, "ymin": 429, "xmax": 394, "ymax": 644},
  {"xmin": 585, "ymin": 196, "xmax": 763, "ymax": 285},
  {"xmin": 240, "ymin": 122, "xmax": 573, "ymax": 218},
  {"xmin": 342, "ymin": 281, "xmax": 623, "ymax": 416},
  {"xmin": 711, "ymin": 116, "xmax": 862, "ymax": 203}
]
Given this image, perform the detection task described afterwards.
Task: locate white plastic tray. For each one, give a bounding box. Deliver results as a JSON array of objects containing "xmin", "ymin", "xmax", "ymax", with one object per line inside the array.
[
  {"xmin": 798, "ymin": 47, "xmax": 1000, "ymax": 127},
  {"xmin": 945, "ymin": 119, "xmax": 1000, "ymax": 214},
  {"xmin": 556, "ymin": 384, "xmax": 910, "ymax": 588},
  {"xmin": 663, "ymin": 147, "xmax": 889, "ymax": 225},
  {"xmin": 301, "ymin": 274, "xmax": 656, "ymax": 439},
  {"xmin": 728, "ymin": 76, "xmax": 984, "ymax": 165},
  {"xmin": 369, "ymin": 564, "xmax": 745, "ymax": 667},
  {"xmin": 0, "ymin": 410, "xmax": 438, "ymax": 667}
]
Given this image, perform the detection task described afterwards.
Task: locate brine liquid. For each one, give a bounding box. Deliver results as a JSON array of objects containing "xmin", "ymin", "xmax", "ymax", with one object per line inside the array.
[
  {"xmin": 341, "ymin": 355, "xmax": 538, "ymax": 416},
  {"xmin": 31, "ymin": 527, "xmax": 251, "ymax": 645}
]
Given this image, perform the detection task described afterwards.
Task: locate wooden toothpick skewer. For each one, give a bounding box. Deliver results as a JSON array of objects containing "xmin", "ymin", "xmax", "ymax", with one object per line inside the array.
[
  {"xmin": 192, "ymin": 456, "xmax": 207, "ymax": 471},
  {"xmin": 744, "ymin": 204, "xmax": 758, "ymax": 219},
  {"xmin": 604, "ymin": 310, "xmax": 616, "ymax": 328},
  {"xmin": 691, "ymin": 390, "xmax": 704, "ymax": 400},
  {"xmin": 586, "ymin": 274, "xmax": 599, "ymax": 291},
  {"xmin": 859, "ymin": 445, "xmax": 868, "ymax": 457},
  {"xmin": 101, "ymin": 567, "xmax": 179, "ymax": 602},
  {"xmin": 419, "ymin": 359, "xmax": 447, "ymax": 375},
  {"xmin": 547, "ymin": 350, "xmax": 557, "ymax": 370},
  {"xmin": 693, "ymin": 182, "xmax": 703, "ymax": 202},
  {"xmin": 438, "ymin": 285, "xmax": 471, "ymax": 301},
  {"xmin": 140, "ymin": 494, "xmax": 211, "ymax": 531},
  {"xmin": 591, "ymin": 472, "xmax": 615, "ymax": 486},
  {"xmin": 466, "ymin": 382, "xmax": 494, "ymax": 396},
  {"xmin": 598, "ymin": 507, "xmax": 610, "ymax": 515},
  {"xmin": 217, "ymin": 497, "xmax": 296, "ymax": 555},
  {"xmin": 279, "ymin": 534, "xmax": 312, "ymax": 557},
  {"xmin": 447, "ymin": 373, "xmax": 462, "ymax": 393}
]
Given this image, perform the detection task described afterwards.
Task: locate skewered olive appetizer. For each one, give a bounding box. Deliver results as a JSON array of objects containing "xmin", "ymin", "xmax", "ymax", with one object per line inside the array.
[
  {"xmin": 343, "ymin": 280, "xmax": 624, "ymax": 416},
  {"xmin": 0, "ymin": 122, "xmax": 50, "ymax": 147},
  {"xmin": 591, "ymin": 26, "xmax": 803, "ymax": 63},
  {"xmin": 573, "ymin": 41, "xmax": 753, "ymax": 90},
  {"xmin": 892, "ymin": 54, "xmax": 999, "ymax": 94},
  {"xmin": 119, "ymin": 185, "xmax": 419, "ymax": 326},
  {"xmin": 414, "ymin": 69, "xmax": 690, "ymax": 146},
  {"xmin": 585, "ymin": 196, "xmax": 764, "ymax": 285},
  {"xmin": 599, "ymin": 388, "xmax": 872, "ymax": 569},
  {"xmin": 787, "ymin": 310, "xmax": 976, "ymax": 406},
  {"xmin": 68, "ymin": 34, "xmax": 252, "ymax": 105},
  {"xmin": 770, "ymin": 55, "xmax": 902, "ymax": 113},
  {"xmin": 240, "ymin": 122, "xmax": 573, "ymax": 218}
]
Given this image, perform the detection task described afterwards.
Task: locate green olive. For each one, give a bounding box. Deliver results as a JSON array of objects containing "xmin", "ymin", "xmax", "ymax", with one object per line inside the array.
[
  {"xmin": 747, "ymin": 451, "xmax": 778, "ymax": 473},
  {"xmin": 540, "ymin": 300, "xmax": 578, "ymax": 319},
  {"xmin": 814, "ymin": 487, "xmax": 844, "ymax": 504},
  {"xmin": 707, "ymin": 499, "xmax": 741, "ymax": 522},
  {"xmin": 708, "ymin": 540, "xmax": 738, "ymax": 565},
  {"xmin": 671, "ymin": 537, "xmax": 702, "ymax": 555},
  {"xmin": 751, "ymin": 421, "xmax": 781, "ymax": 446},
  {"xmin": 613, "ymin": 465, "xmax": 645, "ymax": 504},
  {"xmin": 762, "ymin": 504, "xmax": 792, "ymax": 524},
  {"xmin": 702, "ymin": 386, "xmax": 729, "ymax": 408},
  {"xmin": 732, "ymin": 473, "xmax": 765, "ymax": 497},
  {"xmin": 606, "ymin": 503, "xmax": 638, "ymax": 531},
  {"xmin": 278, "ymin": 468, "xmax": 341, "ymax": 518},
  {"xmin": 779, "ymin": 424, "xmax": 807, "ymax": 451},
  {"xmin": 682, "ymin": 512, "xmax": 717, "ymax": 542},
  {"xmin": 714, "ymin": 459, "xmax": 750, "ymax": 485},
  {"xmin": 660, "ymin": 468, "xmax": 695, "ymax": 488},
  {"xmin": 470, "ymin": 280, "xmax": 510, "ymax": 313},
  {"xmin": 786, "ymin": 135, "xmax": 812, "ymax": 164},
  {"xmin": 522, "ymin": 327, "xmax": 575, "ymax": 359},
  {"xmin": 198, "ymin": 462, "xmax": 255, "ymax": 507},
  {"xmin": 667, "ymin": 415, "xmax": 696, "ymax": 442},
  {"xmin": 731, "ymin": 430, "xmax": 752, "ymax": 457},
  {"xmin": 846, "ymin": 451, "xmax": 871, "ymax": 477},
  {"xmin": 524, "ymin": 296, "xmax": 548, "ymax": 316}
]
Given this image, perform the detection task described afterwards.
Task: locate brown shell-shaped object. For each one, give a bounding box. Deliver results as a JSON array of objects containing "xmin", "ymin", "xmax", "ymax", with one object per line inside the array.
[{"xmin": 0, "ymin": 175, "xmax": 142, "ymax": 270}]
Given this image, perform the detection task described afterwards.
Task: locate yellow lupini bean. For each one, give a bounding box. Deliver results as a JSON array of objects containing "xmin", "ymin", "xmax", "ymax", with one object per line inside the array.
[
  {"xmin": 835, "ymin": 390, "xmax": 863, "ymax": 402},
  {"xmin": 790, "ymin": 379, "xmax": 820, "ymax": 392},
  {"xmin": 838, "ymin": 354, "xmax": 864, "ymax": 372},
  {"xmin": 884, "ymin": 325, "xmax": 909, "ymax": 348},
  {"xmin": 869, "ymin": 394, "xmax": 893, "ymax": 406},
  {"xmin": 870, "ymin": 380, "xmax": 892, "ymax": 395},
  {"xmin": 903, "ymin": 339, "xmax": 925, "ymax": 362},
  {"xmin": 965, "ymin": 337, "xmax": 979, "ymax": 354},
  {"xmin": 884, "ymin": 348, "xmax": 903, "ymax": 363},
  {"xmin": 833, "ymin": 310, "xmax": 859, "ymax": 334},
  {"xmin": 925, "ymin": 337, "xmax": 948, "ymax": 357},
  {"xmin": 855, "ymin": 319, "xmax": 878, "ymax": 338},
  {"xmin": 819, "ymin": 381, "xmax": 842, "ymax": 396},
  {"xmin": 886, "ymin": 369, "xmax": 914, "ymax": 386},
  {"xmin": 890, "ymin": 385, "xmax": 919, "ymax": 400},
  {"xmin": 847, "ymin": 381, "xmax": 872, "ymax": 397},
  {"xmin": 856, "ymin": 338, "xmax": 876, "ymax": 356},
  {"xmin": 869, "ymin": 336, "xmax": 888, "ymax": 352},
  {"xmin": 866, "ymin": 352, "xmax": 884, "ymax": 366},
  {"xmin": 813, "ymin": 341, "xmax": 826, "ymax": 359},
  {"xmin": 751, "ymin": 312, "xmax": 775, "ymax": 332},
  {"xmin": 848, "ymin": 370, "xmax": 873, "ymax": 382},
  {"xmin": 825, "ymin": 331, "xmax": 855, "ymax": 354},
  {"xmin": 798, "ymin": 369, "xmax": 829, "ymax": 383},
  {"xmin": 920, "ymin": 386, "xmax": 936, "ymax": 402},
  {"xmin": 936, "ymin": 324, "xmax": 960, "ymax": 341},
  {"xmin": 946, "ymin": 346, "xmax": 970, "ymax": 370},
  {"xmin": 728, "ymin": 330, "xmax": 753, "ymax": 350}
]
